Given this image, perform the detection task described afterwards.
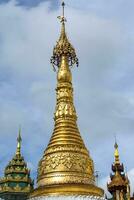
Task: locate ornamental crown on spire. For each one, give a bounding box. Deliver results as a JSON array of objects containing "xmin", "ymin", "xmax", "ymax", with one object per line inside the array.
[{"xmin": 50, "ymin": 1, "xmax": 79, "ymax": 70}]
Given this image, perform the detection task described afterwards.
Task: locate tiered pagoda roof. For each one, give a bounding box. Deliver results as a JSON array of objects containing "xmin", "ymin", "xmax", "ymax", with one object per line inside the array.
[
  {"xmin": 107, "ymin": 142, "xmax": 129, "ymax": 197},
  {"xmin": 0, "ymin": 129, "xmax": 34, "ymax": 199}
]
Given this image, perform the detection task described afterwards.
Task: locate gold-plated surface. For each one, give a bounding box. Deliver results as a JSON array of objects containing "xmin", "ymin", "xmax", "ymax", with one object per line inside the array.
[
  {"xmin": 37, "ymin": 55, "xmax": 95, "ymax": 187},
  {"xmin": 16, "ymin": 127, "xmax": 22, "ymax": 155},
  {"xmin": 114, "ymin": 142, "xmax": 120, "ymax": 165},
  {"xmin": 108, "ymin": 171, "xmax": 126, "ymax": 188},
  {"xmin": 30, "ymin": 184, "xmax": 104, "ymax": 198},
  {"xmin": 32, "ymin": 2, "xmax": 104, "ymax": 197}
]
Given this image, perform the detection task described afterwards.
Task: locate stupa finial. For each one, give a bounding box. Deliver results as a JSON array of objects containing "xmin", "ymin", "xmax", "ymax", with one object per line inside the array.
[
  {"xmin": 51, "ymin": 1, "xmax": 78, "ymax": 70},
  {"xmin": 57, "ymin": 1, "xmax": 66, "ymax": 23},
  {"xmin": 16, "ymin": 126, "xmax": 22, "ymax": 155},
  {"xmin": 114, "ymin": 140, "xmax": 120, "ymax": 165}
]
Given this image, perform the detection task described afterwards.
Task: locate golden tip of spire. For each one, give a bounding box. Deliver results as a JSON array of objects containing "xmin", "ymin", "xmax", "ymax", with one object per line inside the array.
[
  {"xmin": 51, "ymin": 0, "xmax": 78, "ymax": 69},
  {"xmin": 114, "ymin": 141, "xmax": 120, "ymax": 164},
  {"xmin": 16, "ymin": 126, "xmax": 22, "ymax": 155},
  {"xmin": 18, "ymin": 126, "xmax": 22, "ymax": 143}
]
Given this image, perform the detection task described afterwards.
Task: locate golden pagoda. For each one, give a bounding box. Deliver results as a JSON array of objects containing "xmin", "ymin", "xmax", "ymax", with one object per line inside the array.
[
  {"xmin": 107, "ymin": 142, "xmax": 130, "ymax": 200},
  {"xmin": 30, "ymin": 2, "xmax": 104, "ymax": 199},
  {"xmin": 0, "ymin": 128, "xmax": 34, "ymax": 200}
]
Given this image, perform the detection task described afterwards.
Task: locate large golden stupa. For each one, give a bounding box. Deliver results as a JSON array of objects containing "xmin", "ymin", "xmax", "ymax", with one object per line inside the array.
[{"xmin": 30, "ymin": 2, "xmax": 104, "ymax": 199}]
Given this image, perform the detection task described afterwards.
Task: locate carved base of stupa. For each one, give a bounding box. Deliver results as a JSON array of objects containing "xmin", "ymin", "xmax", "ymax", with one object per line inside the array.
[
  {"xmin": 30, "ymin": 196, "xmax": 105, "ymax": 200},
  {"xmin": 29, "ymin": 184, "xmax": 104, "ymax": 200}
]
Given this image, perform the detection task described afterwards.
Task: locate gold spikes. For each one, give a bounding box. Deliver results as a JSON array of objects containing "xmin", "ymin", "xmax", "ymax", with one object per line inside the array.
[
  {"xmin": 16, "ymin": 126, "xmax": 22, "ymax": 156},
  {"xmin": 114, "ymin": 142, "xmax": 120, "ymax": 164}
]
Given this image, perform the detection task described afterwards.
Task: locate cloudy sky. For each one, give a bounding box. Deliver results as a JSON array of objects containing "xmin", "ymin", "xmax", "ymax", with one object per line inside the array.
[{"xmin": 0, "ymin": 0, "xmax": 134, "ymax": 196}]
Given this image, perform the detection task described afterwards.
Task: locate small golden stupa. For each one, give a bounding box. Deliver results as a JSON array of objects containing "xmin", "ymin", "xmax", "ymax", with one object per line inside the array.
[
  {"xmin": 30, "ymin": 2, "xmax": 104, "ymax": 199},
  {"xmin": 107, "ymin": 142, "xmax": 130, "ymax": 200}
]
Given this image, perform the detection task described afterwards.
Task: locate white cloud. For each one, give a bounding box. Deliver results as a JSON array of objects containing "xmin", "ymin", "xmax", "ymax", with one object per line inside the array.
[
  {"xmin": 128, "ymin": 168, "xmax": 134, "ymax": 195},
  {"xmin": 99, "ymin": 175, "xmax": 110, "ymax": 197}
]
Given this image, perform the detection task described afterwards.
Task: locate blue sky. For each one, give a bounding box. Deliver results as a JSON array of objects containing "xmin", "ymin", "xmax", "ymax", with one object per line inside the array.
[{"xmin": 0, "ymin": 0, "xmax": 134, "ymax": 196}]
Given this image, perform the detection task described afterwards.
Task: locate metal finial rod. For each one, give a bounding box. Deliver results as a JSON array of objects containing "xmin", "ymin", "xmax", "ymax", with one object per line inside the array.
[
  {"xmin": 62, "ymin": 1, "xmax": 65, "ymax": 18},
  {"xmin": 57, "ymin": 1, "xmax": 66, "ymax": 23},
  {"xmin": 114, "ymin": 142, "xmax": 118, "ymax": 149},
  {"xmin": 18, "ymin": 126, "xmax": 22, "ymax": 143},
  {"xmin": 114, "ymin": 134, "xmax": 118, "ymax": 148},
  {"xmin": 114, "ymin": 133, "xmax": 117, "ymax": 142}
]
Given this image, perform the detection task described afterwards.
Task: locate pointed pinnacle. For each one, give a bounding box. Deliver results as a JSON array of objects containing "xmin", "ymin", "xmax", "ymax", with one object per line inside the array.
[
  {"xmin": 114, "ymin": 142, "xmax": 120, "ymax": 164},
  {"xmin": 18, "ymin": 126, "xmax": 22, "ymax": 143},
  {"xmin": 114, "ymin": 142, "xmax": 118, "ymax": 149},
  {"xmin": 62, "ymin": 1, "xmax": 65, "ymax": 17},
  {"xmin": 16, "ymin": 126, "xmax": 22, "ymax": 155}
]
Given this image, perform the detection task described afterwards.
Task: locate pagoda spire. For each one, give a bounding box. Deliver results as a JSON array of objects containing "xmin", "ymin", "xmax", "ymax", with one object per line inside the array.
[
  {"xmin": 31, "ymin": 2, "xmax": 103, "ymax": 198},
  {"xmin": 16, "ymin": 126, "xmax": 22, "ymax": 155},
  {"xmin": 0, "ymin": 129, "xmax": 33, "ymax": 200},
  {"xmin": 107, "ymin": 142, "xmax": 129, "ymax": 200}
]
